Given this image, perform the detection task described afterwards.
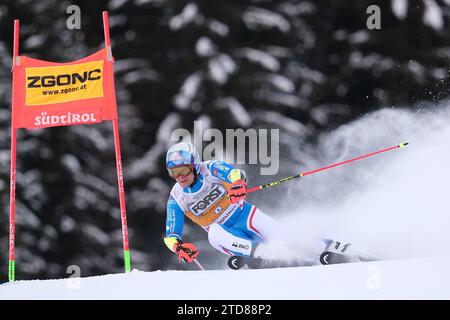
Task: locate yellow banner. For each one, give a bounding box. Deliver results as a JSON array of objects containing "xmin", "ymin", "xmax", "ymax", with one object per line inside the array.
[{"xmin": 25, "ymin": 60, "xmax": 104, "ymax": 106}]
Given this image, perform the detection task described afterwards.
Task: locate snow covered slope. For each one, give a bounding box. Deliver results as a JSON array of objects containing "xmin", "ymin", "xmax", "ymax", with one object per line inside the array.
[{"xmin": 1, "ymin": 257, "xmax": 450, "ymax": 300}]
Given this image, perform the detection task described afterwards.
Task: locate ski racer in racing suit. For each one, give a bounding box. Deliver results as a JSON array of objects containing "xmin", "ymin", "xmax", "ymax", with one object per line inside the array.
[{"xmin": 163, "ymin": 142, "xmax": 282, "ymax": 264}]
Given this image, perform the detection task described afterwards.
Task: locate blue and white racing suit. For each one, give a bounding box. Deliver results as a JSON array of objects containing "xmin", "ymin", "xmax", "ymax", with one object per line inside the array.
[{"xmin": 165, "ymin": 160, "xmax": 281, "ymax": 257}]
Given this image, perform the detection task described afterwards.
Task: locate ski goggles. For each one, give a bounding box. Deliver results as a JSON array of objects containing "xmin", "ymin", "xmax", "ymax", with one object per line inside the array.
[{"xmin": 167, "ymin": 164, "xmax": 193, "ymax": 178}]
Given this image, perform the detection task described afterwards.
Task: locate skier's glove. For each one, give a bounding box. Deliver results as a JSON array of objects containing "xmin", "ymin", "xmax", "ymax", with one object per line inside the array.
[
  {"xmin": 164, "ymin": 237, "xmax": 198, "ymax": 262},
  {"xmin": 175, "ymin": 241, "xmax": 199, "ymax": 263},
  {"xmin": 164, "ymin": 237, "xmax": 199, "ymax": 263},
  {"xmin": 227, "ymin": 179, "xmax": 247, "ymax": 204}
]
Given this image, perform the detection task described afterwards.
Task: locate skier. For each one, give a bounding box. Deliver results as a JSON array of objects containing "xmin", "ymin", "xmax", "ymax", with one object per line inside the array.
[{"xmin": 163, "ymin": 142, "xmax": 285, "ymax": 265}]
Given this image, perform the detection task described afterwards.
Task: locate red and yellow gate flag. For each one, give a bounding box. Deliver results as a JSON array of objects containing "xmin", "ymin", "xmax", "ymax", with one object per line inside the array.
[{"xmin": 12, "ymin": 48, "xmax": 118, "ymax": 129}]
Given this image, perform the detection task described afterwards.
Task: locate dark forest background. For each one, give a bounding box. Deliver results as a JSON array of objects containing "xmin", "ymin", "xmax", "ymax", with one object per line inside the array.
[{"xmin": 0, "ymin": 0, "xmax": 449, "ymax": 282}]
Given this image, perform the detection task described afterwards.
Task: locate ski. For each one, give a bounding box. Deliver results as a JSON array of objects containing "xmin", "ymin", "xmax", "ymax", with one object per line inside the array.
[
  {"xmin": 228, "ymin": 252, "xmax": 377, "ymax": 270},
  {"xmin": 319, "ymin": 250, "xmax": 377, "ymax": 265},
  {"xmin": 227, "ymin": 255, "xmax": 313, "ymax": 270},
  {"xmin": 319, "ymin": 251, "xmax": 354, "ymax": 265},
  {"xmin": 319, "ymin": 239, "xmax": 378, "ymax": 265},
  {"xmin": 228, "ymin": 240, "xmax": 378, "ymax": 270}
]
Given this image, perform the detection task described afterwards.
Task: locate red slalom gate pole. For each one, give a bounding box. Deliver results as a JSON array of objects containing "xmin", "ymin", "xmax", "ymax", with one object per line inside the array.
[
  {"xmin": 247, "ymin": 142, "xmax": 409, "ymax": 194},
  {"xmin": 103, "ymin": 11, "xmax": 131, "ymax": 273},
  {"xmin": 8, "ymin": 19, "xmax": 20, "ymax": 283}
]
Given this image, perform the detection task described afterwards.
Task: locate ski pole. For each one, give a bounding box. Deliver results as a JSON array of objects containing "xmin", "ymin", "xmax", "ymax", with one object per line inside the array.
[
  {"xmin": 247, "ymin": 142, "xmax": 408, "ymax": 194},
  {"xmin": 193, "ymin": 259, "xmax": 205, "ymax": 271}
]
